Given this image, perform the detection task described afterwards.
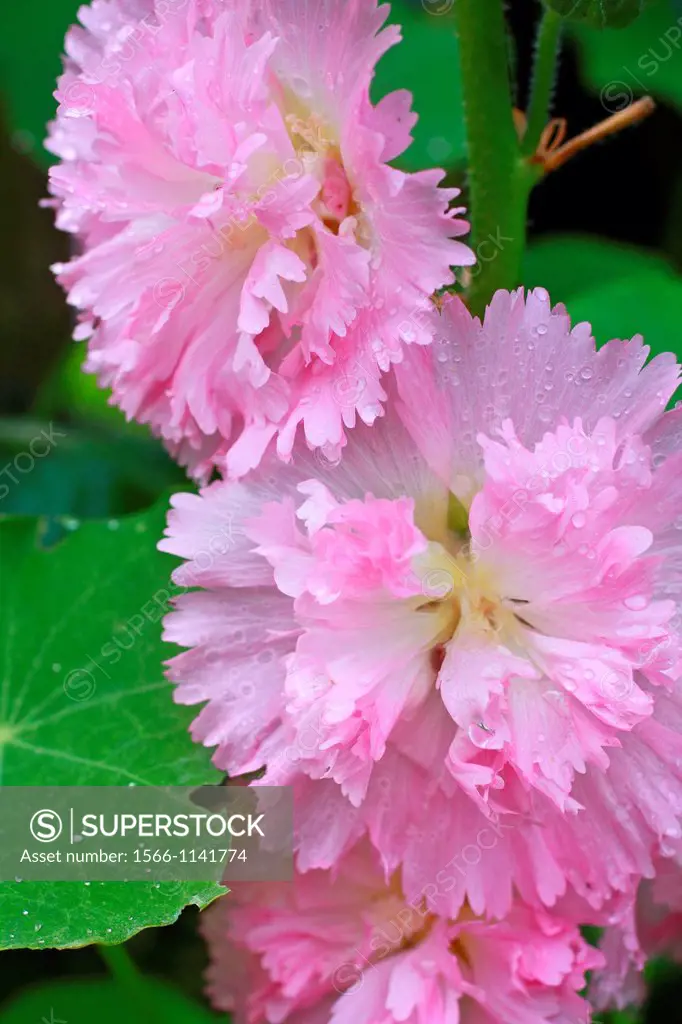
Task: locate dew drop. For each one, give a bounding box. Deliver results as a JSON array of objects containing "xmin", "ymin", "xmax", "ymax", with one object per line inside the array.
[
  {"xmin": 22, "ymin": 910, "xmax": 29, "ymax": 916},
  {"xmin": 624, "ymin": 595, "xmax": 648, "ymax": 611},
  {"xmin": 571, "ymin": 512, "xmax": 586, "ymax": 529},
  {"xmin": 536, "ymin": 323, "xmax": 548, "ymax": 337}
]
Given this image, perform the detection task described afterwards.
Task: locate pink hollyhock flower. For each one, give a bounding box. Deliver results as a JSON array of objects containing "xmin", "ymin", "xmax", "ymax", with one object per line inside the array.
[
  {"xmin": 161, "ymin": 287, "xmax": 682, "ymax": 916},
  {"xmin": 202, "ymin": 842, "xmax": 601, "ymax": 1024},
  {"xmin": 47, "ymin": 0, "xmax": 472, "ymax": 479}
]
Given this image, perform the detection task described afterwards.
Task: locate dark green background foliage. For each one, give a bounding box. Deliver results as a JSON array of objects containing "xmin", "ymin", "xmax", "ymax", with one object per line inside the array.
[
  {"xmin": 542, "ymin": 0, "xmax": 653, "ymax": 29},
  {"xmin": 0, "ymin": 0, "xmax": 681, "ymax": 1021}
]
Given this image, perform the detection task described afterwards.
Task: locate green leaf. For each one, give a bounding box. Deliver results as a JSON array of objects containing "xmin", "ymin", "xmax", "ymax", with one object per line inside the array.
[
  {"xmin": 0, "ymin": 418, "xmax": 185, "ymax": 519},
  {"xmin": 543, "ymin": 0, "xmax": 653, "ymax": 29},
  {"xmin": 372, "ymin": 0, "xmax": 465, "ymax": 171},
  {"xmin": 34, "ymin": 346, "xmax": 153, "ymax": 436},
  {"xmin": 570, "ymin": 0, "xmax": 682, "ymax": 110},
  {"xmin": 0, "ymin": 501, "xmax": 224, "ymax": 950},
  {"xmin": 0, "ymin": 975, "xmax": 222, "ymax": 1024},
  {"xmin": 0, "ymin": 1, "xmax": 81, "ymax": 165},
  {"xmin": 568, "ymin": 270, "xmax": 682, "ymax": 361},
  {"xmin": 523, "ymin": 233, "xmax": 679, "ymax": 295},
  {"xmin": 523, "ymin": 233, "xmax": 682, "ymax": 363}
]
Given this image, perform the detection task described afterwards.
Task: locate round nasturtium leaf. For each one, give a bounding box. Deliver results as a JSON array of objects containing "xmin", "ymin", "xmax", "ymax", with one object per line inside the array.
[
  {"xmin": 0, "ymin": 501, "xmax": 224, "ymax": 950},
  {"xmin": 542, "ymin": 0, "xmax": 653, "ymax": 29}
]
